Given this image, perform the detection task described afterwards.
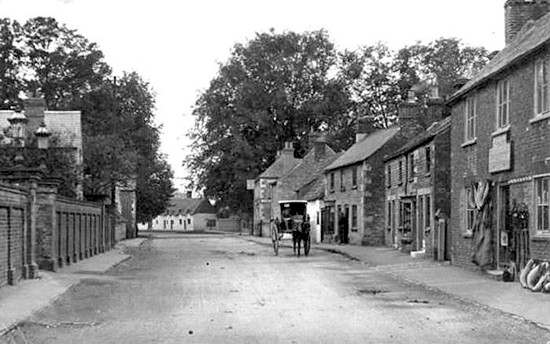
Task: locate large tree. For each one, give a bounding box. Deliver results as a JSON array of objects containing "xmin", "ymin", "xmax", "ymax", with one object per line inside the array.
[
  {"xmin": 0, "ymin": 17, "xmax": 174, "ymax": 221},
  {"xmin": 187, "ymin": 29, "xmax": 351, "ymax": 213},
  {"xmin": 0, "ymin": 18, "xmax": 24, "ymax": 110}
]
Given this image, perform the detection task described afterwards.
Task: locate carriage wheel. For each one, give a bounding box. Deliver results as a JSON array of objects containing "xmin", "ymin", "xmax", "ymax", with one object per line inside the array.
[
  {"xmin": 304, "ymin": 232, "xmax": 311, "ymax": 256},
  {"xmin": 271, "ymin": 224, "xmax": 279, "ymax": 256}
]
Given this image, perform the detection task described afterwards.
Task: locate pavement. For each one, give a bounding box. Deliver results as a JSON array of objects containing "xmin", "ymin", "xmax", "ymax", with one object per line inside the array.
[
  {"xmin": 0, "ymin": 237, "xmax": 147, "ymax": 337},
  {"xmin": 2, "ymin": 231, "xmax": 550, "ymax": 337},
  {"xmin": 236, "ymin": 232, "xmax": 550, "ymax": 331}
]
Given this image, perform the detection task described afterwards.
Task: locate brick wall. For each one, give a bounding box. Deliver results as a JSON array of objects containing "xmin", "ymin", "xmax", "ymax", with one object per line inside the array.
[
  {"xmin": 36, "ymin": 193, "xmax": 103, "ymax": 271},
  {"xmin": 0, "ymin": 184, "xmax": 29, "ymax": 286},
  {"xmin": 450, "ymin": 47, "xmax": 550, "ymax": 269}
]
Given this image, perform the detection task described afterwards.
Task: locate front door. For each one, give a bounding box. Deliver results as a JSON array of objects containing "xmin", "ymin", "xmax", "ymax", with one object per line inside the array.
[
  {"xmin": 497, "ymin": 185, "xmax": 510, "ymax": 269},
  {"xmin": 401, "ymin": 199, "xmax": 415, "ymax": 248}
]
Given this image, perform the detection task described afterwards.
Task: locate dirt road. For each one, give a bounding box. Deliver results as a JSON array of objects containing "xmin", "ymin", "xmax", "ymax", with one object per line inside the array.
[{"xmin": 2, "ymin": 232, "xmax": 549, "ymax": 343}]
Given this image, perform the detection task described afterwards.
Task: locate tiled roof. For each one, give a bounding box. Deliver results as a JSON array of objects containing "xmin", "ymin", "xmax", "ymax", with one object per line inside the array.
[
  {"xmin": 165, "ymin": 198, "xmax": 216, "ymax": 216},
  {"xmin": 277, "ymin": 146, "xmax": 339, "ymax": 201},
  {"xmin": 325, "ymin": 126, "xmax": 400, "ymax": 171},
  {"xmin": 384, "ymin": 116, "xmax": 451, "ymax": 161},
  {"xmin": 450, "ymin": 11, "xmax": 550, "ymax": 102}
]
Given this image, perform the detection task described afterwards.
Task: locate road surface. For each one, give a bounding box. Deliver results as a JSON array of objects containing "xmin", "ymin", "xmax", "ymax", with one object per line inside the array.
[{"xmin": 2, "ymin": 232, "xmax": 549, "ymax": 343}]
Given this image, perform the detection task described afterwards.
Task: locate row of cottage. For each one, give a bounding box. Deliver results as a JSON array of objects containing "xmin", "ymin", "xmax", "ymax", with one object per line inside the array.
[{"xmin": 254, "ymin": 0, "xmax": 550, "ymax": 273}]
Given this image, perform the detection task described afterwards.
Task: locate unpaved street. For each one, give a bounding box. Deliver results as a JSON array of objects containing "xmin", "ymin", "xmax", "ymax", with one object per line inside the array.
[{"xmin": 2, "ymin": 232, "xmax": 549, "ymax": 343}]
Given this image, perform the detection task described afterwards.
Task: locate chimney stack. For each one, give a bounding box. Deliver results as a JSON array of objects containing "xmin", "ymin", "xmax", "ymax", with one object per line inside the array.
[
  {"xmin": 312, "ymin": 133, "xmax": 328, "ymax": 161},
  {"xmin": 424, "ymin": 87, "xmax": 447, "ymax": 125},
  {"xmin": 23, "ymin": 95, "xmax": 46, "ymax": 133},
  {"xmin": 280, "ymin": 141, "xmax": 295, "ymax": 174},
  {"xmin": 505, "ymin": 0, "xmax": 550, "ymax": 45},
  {"xmin": 355, "ymin": 115, "xmax": 377, "ymax": 143},
  {"xmin": 398, "ymin": 90, "xmax": 423, "ymax": 132}
]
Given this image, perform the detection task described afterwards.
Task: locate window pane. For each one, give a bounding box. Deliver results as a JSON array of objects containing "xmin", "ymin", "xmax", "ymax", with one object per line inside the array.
[{"xmin": 543, "ymin": 206, "xmax": 549, "ymax": 230}]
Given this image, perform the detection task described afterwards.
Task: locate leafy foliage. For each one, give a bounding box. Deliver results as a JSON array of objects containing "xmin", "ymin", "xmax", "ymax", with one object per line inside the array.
[
  {"xmin": 0, "ymin": 17, "xmax": 175, "ymax": 221},
  {"xmin": 188, "ymin": 33, "xmax": 490, "ymax": 214},
  {"xmin": 187, "ymin": 29, "xmax": 351, "ymax": 213},
  {"xmin": 0, "ymin": 134, "xmax": 79, "ymax": 197}
]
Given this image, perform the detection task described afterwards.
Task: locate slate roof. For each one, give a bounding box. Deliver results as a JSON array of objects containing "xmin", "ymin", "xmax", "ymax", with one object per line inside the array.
[
  {"xmin": 165, "ymin": 198, "xmax": 216, "ymax": 216},
  {"xmin": 297, "ymin": 176, "xmax": 325, "ymax": 201},
  {"xmin": 277, "ymin": 146, "xmax": 340, "ymax": 201},
  {"xmin": 325, "ymin": 126, "xmax": 400, "ymax": 171},
  {"xmin": 449, "ymin": 11, "xmax": 550, "ymax": 102},
  {"xmin": 258, "ymin": 154, "xmax": 301, "ymax": 179},
  {"xmin": 384, "ymin": 116, "xmax": 451, "ymax": 161}
]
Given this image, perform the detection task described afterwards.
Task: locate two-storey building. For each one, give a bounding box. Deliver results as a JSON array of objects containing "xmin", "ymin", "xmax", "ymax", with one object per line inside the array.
[
  {"xmin": 384, "ymin": 96, "xmax": 451, "ymax": 260},
  {"xmin": 448, "ymin": 0, "xmax": 550, "ymax": 271},
  {"xmin": 324, "ymin": 112, "xmax": 424, "ymax": 245},
  {"xmin": 253, "ymin": 142, "xmax": 301, "ymax": 237}
]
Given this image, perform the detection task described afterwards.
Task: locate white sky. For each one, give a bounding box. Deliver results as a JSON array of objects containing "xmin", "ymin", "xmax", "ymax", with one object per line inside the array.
[{"xmin": 0, "ymin": 0, "xmax": 506, "ymax": 190}]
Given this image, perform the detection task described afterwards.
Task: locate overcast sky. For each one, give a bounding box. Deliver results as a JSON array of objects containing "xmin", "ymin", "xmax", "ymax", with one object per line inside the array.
[{"xmin": 0, "ymin": 0, "xmax": 505, "ymax": 190}]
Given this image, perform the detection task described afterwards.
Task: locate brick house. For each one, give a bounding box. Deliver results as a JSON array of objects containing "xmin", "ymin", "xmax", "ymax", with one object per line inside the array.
[
  {"xmin": 448, "ymin": 0, "xmax": 550, "ymax": 270},
  {"xmin": 253, "ymin": 142, "xmax": 301, "ymax": 237},
  {"xmin": 384, "ymin": 98, "xmax": 451, "ymax": 260},
  {"xmin": 324, "ymin": 112, "xmax": 424, "ymax": 245}
]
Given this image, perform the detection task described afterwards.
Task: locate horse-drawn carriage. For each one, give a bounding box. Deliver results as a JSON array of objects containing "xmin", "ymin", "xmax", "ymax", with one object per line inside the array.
[{"xmin": 271, "ymin": 200, "xmax": 311, "ymax": 257}]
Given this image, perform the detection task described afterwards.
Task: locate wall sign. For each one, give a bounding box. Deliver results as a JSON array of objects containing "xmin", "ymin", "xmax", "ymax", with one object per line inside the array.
[{"xmin": 488, "ymin": 133, "xmax": 512, "ymax": 173}]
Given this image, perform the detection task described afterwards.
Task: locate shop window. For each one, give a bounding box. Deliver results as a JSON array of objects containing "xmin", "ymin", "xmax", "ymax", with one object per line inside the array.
[{"xmin": 536, "ymin": 176, "xmax": 550, "ymax": 233}]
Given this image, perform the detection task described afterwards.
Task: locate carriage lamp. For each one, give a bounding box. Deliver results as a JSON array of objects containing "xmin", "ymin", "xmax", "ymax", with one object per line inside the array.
[{"xmin": 34, "ymin": 122, "xmax": 52, "ymax": 150}]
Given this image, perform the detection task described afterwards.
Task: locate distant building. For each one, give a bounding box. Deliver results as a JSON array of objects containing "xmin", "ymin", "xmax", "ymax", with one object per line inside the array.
[{"xmin": 142, "ymin": 197, "xmax": 217, "ymax": 231}]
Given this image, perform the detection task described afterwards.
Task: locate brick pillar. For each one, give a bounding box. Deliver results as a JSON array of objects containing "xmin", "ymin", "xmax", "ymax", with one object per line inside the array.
[{"xmin": 36, "ymin": 179, "xmax": 60, "ymax": 271}]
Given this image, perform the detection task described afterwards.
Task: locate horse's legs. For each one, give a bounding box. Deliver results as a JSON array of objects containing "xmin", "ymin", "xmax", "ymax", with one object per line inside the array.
[
  {"xmin": 297, "ymin": 234, "xmax": 301, "ymax": 257},
  {"xmin": 293, "ymin": 232, "xmax": 297, "ymax": 255}
]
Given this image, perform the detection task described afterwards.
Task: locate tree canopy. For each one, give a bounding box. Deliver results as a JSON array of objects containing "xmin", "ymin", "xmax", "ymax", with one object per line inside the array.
[
  {"xmin": 187, "ymin": 31, "xmax": 490, "ymax": 214},
  {"xmin": 0, "ymin": 17, "xmax": 175, "ymax": 221}
]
